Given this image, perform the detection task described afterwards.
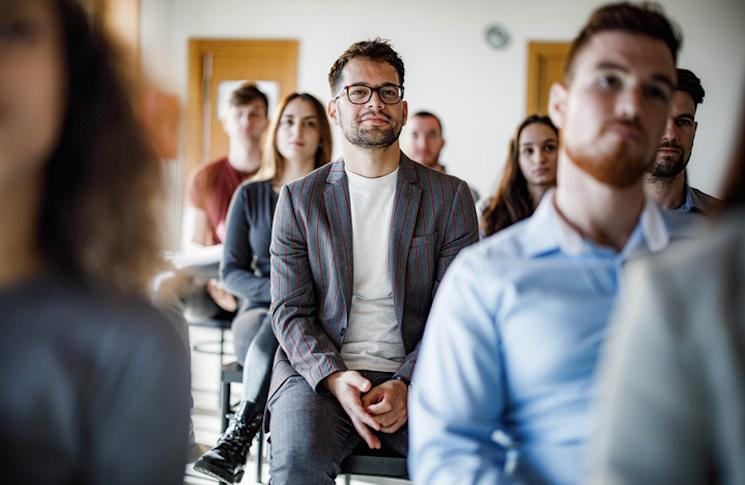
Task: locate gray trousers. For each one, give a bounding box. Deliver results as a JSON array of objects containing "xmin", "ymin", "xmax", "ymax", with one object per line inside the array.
[{"xmin": 267, "ymin": 370, "xmax": 408, "ymax": 485}]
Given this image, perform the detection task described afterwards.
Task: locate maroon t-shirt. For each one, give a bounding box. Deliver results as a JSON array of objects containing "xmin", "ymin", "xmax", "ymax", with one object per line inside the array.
[{"xmin": 187, "ymin": 157, "xmax": 257, "ymax": 244}]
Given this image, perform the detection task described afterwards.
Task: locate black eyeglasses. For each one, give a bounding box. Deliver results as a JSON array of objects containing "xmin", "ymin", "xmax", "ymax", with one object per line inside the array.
[{"xmin": 335, "ymin": 84, "xmax": 404, "ymax": 105}]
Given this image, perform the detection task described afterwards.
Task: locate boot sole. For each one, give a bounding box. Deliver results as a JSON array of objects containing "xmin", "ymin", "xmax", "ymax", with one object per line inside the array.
[{"xmin": 193, "ymin": 460, "xmax": 244, "ymax": 484}]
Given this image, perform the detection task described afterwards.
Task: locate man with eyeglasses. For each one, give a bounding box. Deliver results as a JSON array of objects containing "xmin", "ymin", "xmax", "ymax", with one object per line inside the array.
[
  {"xmin": 643, "ymin": 68, "xmax": 721, "ymax": 214},
  {"xmin": 266, "ymin": 38, "xmax": 478, "ymax": 484}
]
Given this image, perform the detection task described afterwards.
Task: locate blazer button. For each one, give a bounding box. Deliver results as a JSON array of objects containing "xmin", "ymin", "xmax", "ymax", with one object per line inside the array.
[{"xmin": 340, "ymin": 327, "xmax": 346, "ymax": 336}]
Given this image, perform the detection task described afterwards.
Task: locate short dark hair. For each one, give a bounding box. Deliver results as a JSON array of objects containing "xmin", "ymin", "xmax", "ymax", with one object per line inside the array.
[
  {"xmin": 564, "ymin": 2, "xmax": 682, "ymax": 81},
  {"xmin": 676, "ymin": 68, "xmax": 705, "ymax": 106},
  {"xmin": 328, "ymin": 39, "xmax": 405, "ymax": 94},
  {"xmin": 413, "ymin": 111, "xmax": 444, "ymax": 136},
  {"xmin": 229, "ymin": 82, "xmax": 269, "ymax": 113}
]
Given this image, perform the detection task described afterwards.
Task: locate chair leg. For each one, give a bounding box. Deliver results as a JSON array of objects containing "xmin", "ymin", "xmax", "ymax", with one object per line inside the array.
[
  {"xmin": 256, "ymin": 428, "xmax": 264, "ymax": 484},
  {"xmin": 219, "ymin": 327, "xmax": 225, "ymax": 365},
  {"xmin": 220, "ymin": 379, "xmax": 231, "ymax": 432}
]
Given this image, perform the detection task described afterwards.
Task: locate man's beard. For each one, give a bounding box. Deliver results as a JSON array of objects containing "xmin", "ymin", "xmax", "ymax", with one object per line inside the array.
[
  {"xmin": 565, "ymin": 120, "xmax": 652, "ymax": 188},
  {"xmin": 646, "ymin": 141, "xmax": 688, "ymax": 180},
  {"xmin": 340, "ymin": 110, "xmax": 401, "ymax": 149}
]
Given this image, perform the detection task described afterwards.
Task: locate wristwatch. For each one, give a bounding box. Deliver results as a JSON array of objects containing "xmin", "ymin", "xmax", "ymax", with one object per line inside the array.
[{"xmin": 389, "ymin": 375, "xmax": 411, "ymax": 386}]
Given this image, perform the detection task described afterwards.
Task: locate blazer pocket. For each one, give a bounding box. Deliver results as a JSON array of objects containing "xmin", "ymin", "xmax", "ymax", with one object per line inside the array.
[{"xmin": 410, "ymin": 233, "xmax": 437, "ymax": 249}]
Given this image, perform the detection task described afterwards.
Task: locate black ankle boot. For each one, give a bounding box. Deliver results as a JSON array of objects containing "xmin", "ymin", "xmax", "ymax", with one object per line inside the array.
[{"xmin": 193, "ymin": 400, "xmax": 262, "ymax": 484}]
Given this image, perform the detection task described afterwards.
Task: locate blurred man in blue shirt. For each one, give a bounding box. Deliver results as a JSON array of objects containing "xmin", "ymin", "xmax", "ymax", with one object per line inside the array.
[{"xmin": 409, "ymin": 3, "xmax": 694, "ymax": 484}]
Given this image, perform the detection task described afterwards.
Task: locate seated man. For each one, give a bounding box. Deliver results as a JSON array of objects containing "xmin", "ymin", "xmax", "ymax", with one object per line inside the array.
[
  {"xmin": 406, "ymin": 110, "xmax": 480, "ymax": 202},
  {"xmin": 643, "ymin": 67, "xmax": 721, "ymax": 214},
  {"xmin": 152, "ymin": 82, "xmax": 268, "ymax": 460},
  {"xmin": 409, "ymin": 3, "xmax": 697, "ymax": 484},
  {"xmin": 267, "ymin": 39, "xmax": 478, "ymax": 484},
  {"xmin": 158, "ymin": 82, "xmax": 269, "ymax": 320}
]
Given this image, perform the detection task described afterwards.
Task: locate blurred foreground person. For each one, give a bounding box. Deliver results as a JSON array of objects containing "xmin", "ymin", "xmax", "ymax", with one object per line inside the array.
[
  {"xmin": 0, "ymin": 1, "xmax": 190, "ymax": 484},
  {"xmin": 589, "ymin": 106, "xmax": 745, "ymax": 484},
  {"xmin": 409, "ymin": 3, "xmax": 692, "ymax": 484}
]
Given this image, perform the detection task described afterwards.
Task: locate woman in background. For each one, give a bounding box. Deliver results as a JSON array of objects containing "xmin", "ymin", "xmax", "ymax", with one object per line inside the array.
[
  {"xmin": 479, "ymin": 115, "xmax": 559, "ymax": 238},
  {"xmin": 194, "ymin": 92, "xmax": 332, "ymax": 484},
  {"xmin": 0, "ymin": 1, "xmax": 189, "ymax": 484}
]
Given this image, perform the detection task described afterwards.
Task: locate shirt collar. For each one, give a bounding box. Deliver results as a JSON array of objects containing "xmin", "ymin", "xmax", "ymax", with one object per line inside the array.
[
  {"xmin": 520, "ymin": 188, "xmax": 670, "ymax": 257},
  {"xmin": 671, "ymin": 185, "xmax": 696, "ymax": 213}
]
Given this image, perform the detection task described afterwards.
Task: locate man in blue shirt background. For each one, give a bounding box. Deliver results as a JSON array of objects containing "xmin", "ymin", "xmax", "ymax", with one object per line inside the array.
[
  {"xmin": 643, "ymin": 67, "xmax": 722, "ymax": 215},
  {"xmin": 409, "ymin": 3, "xmax": 694, "ymax": 484}
]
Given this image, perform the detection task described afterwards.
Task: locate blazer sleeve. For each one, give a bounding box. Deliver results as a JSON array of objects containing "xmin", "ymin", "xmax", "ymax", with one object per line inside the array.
[
  {"xmin": 270, "ymin": 184, "xmax": 346, "ymax": 391},
  {"xmin": 221, "ymin": 186, "xmax": 271, "ymax": 304},
  {"xmin": 394, "ymin": 179, "xmax": 479, "ymax": 381}
]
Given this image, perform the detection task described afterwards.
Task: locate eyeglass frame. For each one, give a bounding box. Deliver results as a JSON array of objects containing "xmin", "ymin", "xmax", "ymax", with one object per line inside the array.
[{"xmin": 334, "ymin": 83, "xmax": 405, "ymax": 105}]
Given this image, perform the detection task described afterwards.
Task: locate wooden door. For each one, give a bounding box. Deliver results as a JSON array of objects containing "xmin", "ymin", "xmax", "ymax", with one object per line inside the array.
[
  {"xmin": 185, "ymin": 39, "xmax": 298, "ymax": 179},
  {"xmin": 526, "ymin": 41, "xmax": 571, "ymax": 115}
]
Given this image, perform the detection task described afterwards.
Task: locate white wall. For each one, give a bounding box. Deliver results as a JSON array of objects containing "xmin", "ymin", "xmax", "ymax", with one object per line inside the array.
[{"xmin": 141, "ymin": 0, "xmax": 745, "ymax": 200}]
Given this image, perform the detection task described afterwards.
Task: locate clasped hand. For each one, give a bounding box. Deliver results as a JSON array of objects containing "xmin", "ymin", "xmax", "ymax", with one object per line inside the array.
[{"xmin": 324, "ymin": 370, "xmax": 408, "ymax": 449}]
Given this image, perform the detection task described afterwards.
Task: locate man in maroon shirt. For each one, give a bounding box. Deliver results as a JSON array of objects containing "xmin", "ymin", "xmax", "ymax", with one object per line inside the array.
[
  {"xmin": 178, "ymin": 82, "xmax": 269, "ymax": 312},
  {"xmin": 154, "ymin": 83, "xmax": 268, "ymax": 462}
]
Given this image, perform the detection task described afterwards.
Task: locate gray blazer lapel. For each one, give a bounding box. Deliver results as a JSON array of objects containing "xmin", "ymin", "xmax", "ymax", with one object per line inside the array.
[
  {"xmin": 390, "ymin": 154, "xmax": 422, "ymax": 325},
  {"xmin": 324, "ymin": 161, "xmax": 354, "ymax": 317}
]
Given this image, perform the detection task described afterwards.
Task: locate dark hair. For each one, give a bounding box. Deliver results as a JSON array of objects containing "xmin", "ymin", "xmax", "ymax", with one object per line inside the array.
[
  {"xmin": 328, "ymin": 38, "xmax": 405, "ymax": 94},
  {"xmin": 229, "ymin": 82, "xmax": 269, "ymax": 113},
  {"xmin": 676, "ymin": 68, "xmax": 705, "ymax": 106},
  {"xmin": 565, "ymin": 2, "xmax": 682, "ymax": 81},
  {"xmin": 255, "ymin": 92, "xmax": 333, "ymax": 181},
  {"xmin": 38, "ymin": 0, "xmax": 164, "ymax": 293},
  {"xmin": 480, "ymin": 115, "xmax": 558, "ymax": 237},
  {"xmin": 413, "ymin": 111, "xmax": 444, "ymax": 136},
  {"xmin": 723, "ymin": 104, "xmax": 745, "ymax": 208}
]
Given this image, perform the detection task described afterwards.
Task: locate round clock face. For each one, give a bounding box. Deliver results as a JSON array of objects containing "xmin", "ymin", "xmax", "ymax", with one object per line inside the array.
[{"xmin": 485, "ymin": 24, "xmax": 510, "ymax": 49}]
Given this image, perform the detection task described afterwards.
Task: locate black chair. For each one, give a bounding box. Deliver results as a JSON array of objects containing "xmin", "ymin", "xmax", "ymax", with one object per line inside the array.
[
  {"xmin": 221, "ymin": 360, "xmax": 408, "ymax": 485},
  {"xmin": 340, "ymin": 442, "xmax": 410, "ymax": 484},
  {"xmin": 220, "ymin": 361, "xmax": 266, "ymax": 485},
  {"xmin": 186, "ymin": 313, "xmax": 234, "ymax": 366}
]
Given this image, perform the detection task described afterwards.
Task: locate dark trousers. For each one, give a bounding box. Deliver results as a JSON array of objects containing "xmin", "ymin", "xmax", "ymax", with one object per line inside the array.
[
  {"xmin": 267, "ymin": 371, "xmax": 408, "ymax": 485},
  {"xmin": 231, "ymin": 307, "xmax": 277, "ymax": 407}
]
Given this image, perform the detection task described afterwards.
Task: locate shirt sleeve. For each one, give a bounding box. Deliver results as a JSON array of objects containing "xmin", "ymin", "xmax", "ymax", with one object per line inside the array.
[
  {"xmin": 186, "ymin": 166, "xmax": 205, "ymax": 210},
  {"xmin": 409, "ymin": 248, "xmax": 511, "ymax": 485},
  {"xmin": 221, "ymin": 185, "xmax": 271, "ymax": 304}
]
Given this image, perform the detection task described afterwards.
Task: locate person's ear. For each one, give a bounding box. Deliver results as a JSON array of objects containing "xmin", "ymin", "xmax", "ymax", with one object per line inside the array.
[
  {"xmin": 548, "ymin": 82, "xmax": 568, "ymax": 129},
  {"xmin": 328, "ymin": 99, "xmax": 339, "ymax": 126}
]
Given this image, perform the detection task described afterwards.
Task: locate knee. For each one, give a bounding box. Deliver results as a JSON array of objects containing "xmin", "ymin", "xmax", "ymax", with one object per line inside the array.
[
  {"xmin": 254, "ymin": 322, "xmax": 279, "ymax": 356},
  {"xmin": 270, "ymin": 443, "xmax": 338, "ymax": 485}
]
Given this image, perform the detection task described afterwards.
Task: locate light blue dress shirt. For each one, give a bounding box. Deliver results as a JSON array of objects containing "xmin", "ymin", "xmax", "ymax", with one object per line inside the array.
[
  {"xmin": 409, "ymin": 190, "xmax": 684, "ymax": 485},
  {"xmin": 673, "ymin": 185, "xmax": 698, "ymax": 213}
]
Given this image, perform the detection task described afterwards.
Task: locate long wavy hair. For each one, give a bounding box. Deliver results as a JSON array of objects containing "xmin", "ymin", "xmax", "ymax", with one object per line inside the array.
[
  {"xmin": 254, "ymin": 93, "xmax": 333, "ymax": 182},
  {"xmin": 38, "ymin": 0, "xmax": 164, "ymax": 293},
  {"xmin": 480, "ymin": 115, "xmax": 558, "ymax": 237}
]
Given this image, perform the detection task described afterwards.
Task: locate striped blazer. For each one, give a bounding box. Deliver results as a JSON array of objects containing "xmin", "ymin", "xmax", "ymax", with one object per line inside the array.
[{"xmin": 269, "ymin": 153, "xmax": 478, "ymax": 395}]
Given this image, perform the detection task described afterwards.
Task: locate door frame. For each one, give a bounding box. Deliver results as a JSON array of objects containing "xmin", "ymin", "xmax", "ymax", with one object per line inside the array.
[
  {"xmin": 526, "ymin": 41, "xmax": 571, "ymax": 115},
  {"xmin": 185, "ymin": 39, "xmax": 298, "ymax": 181}
]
